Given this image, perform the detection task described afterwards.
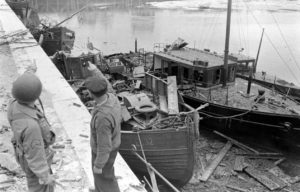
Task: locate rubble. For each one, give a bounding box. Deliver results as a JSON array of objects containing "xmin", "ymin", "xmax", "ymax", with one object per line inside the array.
[
  {"xmin": 0, "ymin": 153, "xmax": 19, "ymax": 173},
  {"xmin": 182, "ymin": 130, "xmax": 300, "ymax": 192}
]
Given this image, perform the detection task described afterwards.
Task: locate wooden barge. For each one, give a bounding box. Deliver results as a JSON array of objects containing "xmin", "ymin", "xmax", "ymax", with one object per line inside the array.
[{"xmin": 152, "ymin": 47, "xmax": 300, "ymax": 149}]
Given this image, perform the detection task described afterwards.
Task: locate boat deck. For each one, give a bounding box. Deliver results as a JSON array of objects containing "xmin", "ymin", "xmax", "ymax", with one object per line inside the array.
[
  {"xmin": 242, "ymin": 71, "xmax": 300, "ymax": 89},
  {"xmin": 182, "ymin": 78, "xmax": 300, "ymax": 115}
]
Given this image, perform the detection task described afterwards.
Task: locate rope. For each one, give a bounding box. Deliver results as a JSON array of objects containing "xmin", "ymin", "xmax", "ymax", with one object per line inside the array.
[
  {"xmin": 264, "ymin": 1, "xmax": 300, "ymax": 75},
  {"xmin": 198, "ymin": 109, "xmax": 251, "ymax": 119},
  {"xmin": 241, "ymin": 0, "xmax": 300, "ymax": 85},
  {"xmin": 196, "ymin": 94, "xmax": 266, "ymax": 120}
]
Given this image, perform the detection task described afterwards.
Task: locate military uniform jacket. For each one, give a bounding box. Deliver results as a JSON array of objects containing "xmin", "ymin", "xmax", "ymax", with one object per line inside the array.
[
  {"xmin": 7, "ymin": 100, "xmax": 55, "ymax": 181},
  {"xmin": 90, "ymin": 93, "xmax": 121, "ymax": 169}
]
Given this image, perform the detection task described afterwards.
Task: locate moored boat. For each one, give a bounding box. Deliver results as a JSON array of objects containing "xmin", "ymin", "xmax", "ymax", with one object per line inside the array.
[
  {"xmin": 53, "ymin": 48, "xmax": 201, "ymax": 187},
  {"xmin": 117, "ymin": 73, "xmax": 202, "ymax": 187},
  {"xmin": 33, "ymin": 26, "xmax": 75, "ymax": 56},
  {"xmin": 51, "ymin": 48, "xmax": 103, "ymax": 80},
  {"xmin": 151, "ymin": 45, "xmax": 300, "ymax": 149},
  {"xmin": 230, "ymin": 53, "xmax": 300, "ymax": 102}
]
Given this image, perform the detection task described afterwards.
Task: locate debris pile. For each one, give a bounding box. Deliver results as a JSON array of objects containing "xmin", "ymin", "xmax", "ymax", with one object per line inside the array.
[{"xmin": 183, "ymin": 130, "xmax": 300, "ymax": 192}]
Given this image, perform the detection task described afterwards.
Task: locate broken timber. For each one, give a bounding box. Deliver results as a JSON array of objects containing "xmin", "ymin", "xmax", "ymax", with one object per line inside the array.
[
  {"xmin": 237, "ymin": 153, "xmax": 284, "ymax": 160},
  {"xmin": 234, "ymin": 156, "xmax": 246, "ymax": 172},
  {"xmin": 213, "ymin": 131, "xmax": 259, "ymax": 154},
  {"xmin": 244, "ymin": 166, "xmax": 287, "ymax": 191},
  {"xmin": 226, "ymin": 184, "xmax": 249, "ymax": 192},
  {"xmin": 200, "ymin": 141, "xmax": 232, "ymax": 182}
]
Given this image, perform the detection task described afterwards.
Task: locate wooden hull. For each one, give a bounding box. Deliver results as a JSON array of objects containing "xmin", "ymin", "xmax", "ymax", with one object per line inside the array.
[
  {"xmin": 119, "ymin": 127, "xmax": 195, "ymax": 187},
  {"xmin": 182, "ymin": 95, "xmax": 300, "ymax": 148},
  {"xmin": 237, "ymin": 73, "xmax": 300, "ymax": 102}
]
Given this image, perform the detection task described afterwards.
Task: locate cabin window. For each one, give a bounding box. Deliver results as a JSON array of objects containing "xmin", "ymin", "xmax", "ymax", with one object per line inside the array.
[
  {"xmin": 215, "ymin": 69, "xmax": 221, "ymax": 84},
  {"xmin": 183, "ymin": 67, "xmax": 189, "ymax": 80},
  {"xmin": 229, "ymin": 66, "xmax": 236, "ymax": 81},
  {"xmin": 194, "ymin": 70, "xmax": 203, "ymax": 82},
  {"xmin": 162, "ymin": 60, "xmax": 169, "ymax": 74},
  {"xmin": 171, "ymin": 66, "xmax": 178, "ymax": 76}
]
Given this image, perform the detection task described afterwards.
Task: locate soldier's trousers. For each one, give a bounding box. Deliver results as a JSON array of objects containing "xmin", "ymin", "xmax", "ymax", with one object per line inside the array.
[
  {"xmin": 26, "ymin": 171, "xmax": 54, "ymax": 192},
  {"xmin": 92, "ymin": 150, "xmax": 120, "ymax": 192}
]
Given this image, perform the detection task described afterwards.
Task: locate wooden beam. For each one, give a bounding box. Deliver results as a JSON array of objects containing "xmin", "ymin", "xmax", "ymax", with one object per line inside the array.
[
  {"xmin": 200, "ymin": 141, "xmax": 232, "ymax": 182},
  {"xmin": 244, "ymin": 166, "xmax": 286, "ymax": 191},
  {"xmin": 214, "ymin": 131, "xmax": 259, "ymax": 154},
  {"xmin": 226, "ymin": 184, "xmax": 249, "ymax": 192},
  {"xmin": 237, "ymin": 153, "xmax": 284, "ymax": 160}
]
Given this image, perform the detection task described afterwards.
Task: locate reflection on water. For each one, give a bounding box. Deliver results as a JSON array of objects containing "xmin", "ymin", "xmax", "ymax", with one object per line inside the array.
[{"xmin": 33, "ymin": 0, "xmax": 300, "ymax": 85}]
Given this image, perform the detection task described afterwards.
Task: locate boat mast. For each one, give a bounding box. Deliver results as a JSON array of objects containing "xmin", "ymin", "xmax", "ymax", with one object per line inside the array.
[
  {"xmin": 253, "ymin": 28, "xmax": 265, "ymax": 73},
  {"xmin": 247, "ymin": 28, "xmax": 264, "ymax": 94},
  {"xmin": 222, "ymin": 0, "xmax": 232, "ymax": 87}
]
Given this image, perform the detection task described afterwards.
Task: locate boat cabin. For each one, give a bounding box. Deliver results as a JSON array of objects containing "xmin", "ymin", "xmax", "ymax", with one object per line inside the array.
[
  {"xmin": 153, "ymin": 48, "xmax": 237, "ymax": 88},
  {"xmin": 52, "ymin": 49, "xmax": 102, "ymax": 80},
  {"xmin": 228, "ymin": 53, "xmax": 256, "ymax": 73},
  {"xmin": 33, "ymin": 27, "xmax": 75, "ymax": 56}
]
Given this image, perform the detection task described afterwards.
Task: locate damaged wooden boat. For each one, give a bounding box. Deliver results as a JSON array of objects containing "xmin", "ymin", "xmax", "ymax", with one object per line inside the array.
[
  {"xmin": 117, "ymin": 73, "xmax": 203, "ymax": 187},
  {"xmin": 51, "ymin": 48, "xmax": 104, "ymax": 80},
  {"xmin": 151, "ymin": 16, "xmax": 300, "ymax": 149},
  {"xmin": 32, "ymin": 26, "xmax": 75, "ymax": 56},
  {"xmin": 55, "ymin": 49, "xmax": 202, "ymax": 186},
  {"xmin": 229, "ymin": 52, "xmax": 300, "ymax": 102}
]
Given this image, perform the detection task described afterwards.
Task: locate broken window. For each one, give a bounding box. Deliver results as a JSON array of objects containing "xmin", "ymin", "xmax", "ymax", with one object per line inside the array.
[
  {"xmin": 229, "ymin": 66, "xmax": 235, "ymax": 81},
  {"xmin": 194, "ymin": 70, "xmax": 203, "ymax": 82},
  {"xmin": 183, "ymin": 67, "xmax": 189, "ymax": 80},
  {"xmin": 215, "ymin": 69, "xmax": 221, "ymax": 84}
]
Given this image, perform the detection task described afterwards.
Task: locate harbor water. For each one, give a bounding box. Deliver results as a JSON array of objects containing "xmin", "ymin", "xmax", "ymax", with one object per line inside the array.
[
  {"xmin": 26, "ymin": 0, "xmax": 300, "ymax": 191},
  {"xmin": 36, "ymin": 0, "xmax": 300, "ymax": 84}
]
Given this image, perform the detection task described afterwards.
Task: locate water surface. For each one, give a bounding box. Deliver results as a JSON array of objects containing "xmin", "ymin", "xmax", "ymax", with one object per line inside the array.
[{"xmin": 38, "ymin": 0, "xmax": 300, "ymax": 85}]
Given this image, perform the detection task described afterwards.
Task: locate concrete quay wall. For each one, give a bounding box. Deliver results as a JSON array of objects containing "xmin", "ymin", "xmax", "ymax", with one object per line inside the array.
[{"xmin": 0, "ymin": 1, "xmax": 145, "ymax": 191}]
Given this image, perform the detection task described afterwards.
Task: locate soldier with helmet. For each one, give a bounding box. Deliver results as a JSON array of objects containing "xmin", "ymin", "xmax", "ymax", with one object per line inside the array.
[{"xmin": 7, "ymin": 73, "xmax": 56, "ymax": 192}]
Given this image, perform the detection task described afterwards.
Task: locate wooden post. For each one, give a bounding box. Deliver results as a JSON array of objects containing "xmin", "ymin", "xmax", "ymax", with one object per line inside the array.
[
  {"xmin": 222, "ymin": 0, "xmax": 232, "ymax": 87},
  {"xmin": 135, "ymin": 38, "xmax": 137, "ymax": 53},
  {"xmin": 253, "ymin": 28, "xmax": 264, "ymax": 73},
  {"xmin": 246, "ymin": 67, "xmax": 253, "ymax": 95}
]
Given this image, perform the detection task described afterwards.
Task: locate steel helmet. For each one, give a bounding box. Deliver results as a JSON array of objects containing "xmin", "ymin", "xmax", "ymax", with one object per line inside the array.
[{"xmin": 12, "ymin": 73, "xmax": 42, "ymax": 103}]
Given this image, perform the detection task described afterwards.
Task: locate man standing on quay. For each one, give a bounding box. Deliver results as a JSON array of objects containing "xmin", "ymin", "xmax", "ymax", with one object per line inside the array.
[
  {"xmin": 7, "ymin": 73, "xmax": 56, "ymax": 192},
  {"xmin": 85, "ymin": 72, "xmax": 121, "ymax": 192}
]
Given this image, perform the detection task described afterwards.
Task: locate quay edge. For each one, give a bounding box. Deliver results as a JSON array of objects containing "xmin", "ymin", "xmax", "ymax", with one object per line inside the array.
[{"xmin": 0, "ymin": 0, "xmax": 146, "ymax": 191}]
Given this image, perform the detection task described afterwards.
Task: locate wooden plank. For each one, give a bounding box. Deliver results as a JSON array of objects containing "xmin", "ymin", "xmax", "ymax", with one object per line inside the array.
[
  {"xmin": 200, "ymin": 141, "xmax": 232, "ymax": 182},
  {"xmin": 226, "ymin": 184, "xmax": 249, "ymax": 192},
  {"xmin": 244, "ymin": 167, "xmax": 287, "ymax": 191},
  {"xmin": 158, "ymin": 95, "xmax": 168, "ymax": 113},
  {"xmin": 237, "ymin": 153, "xmax": 284, "ymax": 160},
  {"xmin": 234, "ymin": 156, "xmax": 246, "ymax": 172},
  {"xmin": 214, "ymin": 131, "xmax": 259, "ymax": 154},
  {"xmin": 167, "ymin": 76, "xmax": 179, "ymax": 114}
]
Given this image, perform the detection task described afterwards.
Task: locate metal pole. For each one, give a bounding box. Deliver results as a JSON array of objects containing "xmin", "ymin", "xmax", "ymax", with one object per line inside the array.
[
  {"xmin": 253, "ymin": 28, "xmax": 265, "ymax": 73},
  {"xmin": 222, "ymin": 0, "xmax": 232, "ymax": 87}
]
